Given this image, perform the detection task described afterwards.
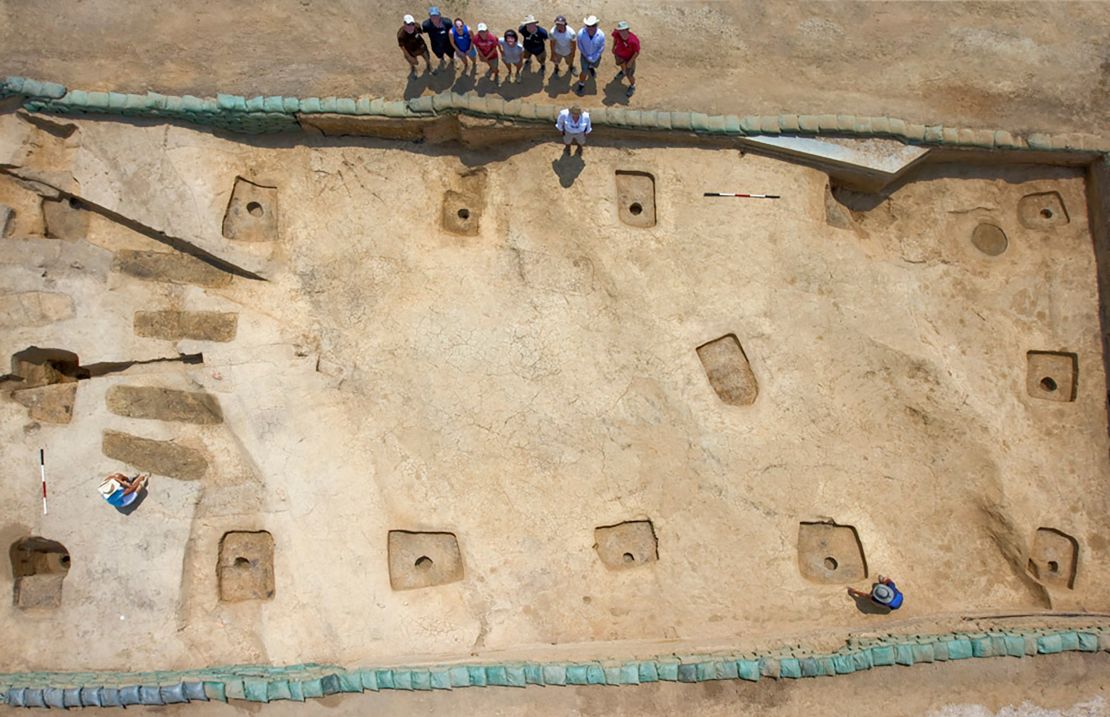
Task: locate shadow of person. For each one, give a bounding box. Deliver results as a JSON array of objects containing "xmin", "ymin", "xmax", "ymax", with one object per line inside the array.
[
  {"xmin": 601, "ymin": 74, "xmax": 631, "ymax": 106},
  {"xmin": 427, "ymin": 62, "xmax": 459, "ymax": 93},
  {"xmin": 403, "ymin": 69, "xmax": 431, "ymax": 99},
  {"xmin": 546, "ymin": 67, "xmax": 573, "ymax": 99},
  {"xmin": 849, "ymin": 592, "xmax": 892, "ymax": 615},
  {"xmin": 476, "ymin": 74, "xmax": 501, "ymax": 97},
  {"xmin": 116, "ymin": 485, "xmax": 149, "ymax": 516},
  {"xmin": 552, "ymin": 150, "xmax": 586, "ymax": 188},
  {"xmin": 515, "ymin": 65, "xmax": 546, "ymax": 96},
  {"xmin": 453, "ymin": 71, "xmax": 477, "ymax": 94}
]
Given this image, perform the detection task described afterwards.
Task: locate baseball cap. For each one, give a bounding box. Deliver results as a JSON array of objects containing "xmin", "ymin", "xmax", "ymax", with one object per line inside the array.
[
  {"xmin": 477, "ymin": 22, "xmax": 488, "ymax": 31},
  {"xmin": 403, "ymin": 14, "xmax": 415, "ymax": 24},
  {"xmin": 871, "ymin": 583, "xmax": 895, "ymax": 605},
  {"xmin": 583, "ymin": 15, "xmax": 599, "ymax": 26},
  {"xmin": 616, "ymin": 20, "xmax": 630, "ymax": 30},
  {"xmin": 429, "ymin": 6, "xmax": 441, "ymax": 15},
  {"xmin": 554, "ymin": 15, "xmax": 567, "ymax": 24},
  {"xmin": 523, "ymin": 14, "xmax": 536, "ymax": 24}
]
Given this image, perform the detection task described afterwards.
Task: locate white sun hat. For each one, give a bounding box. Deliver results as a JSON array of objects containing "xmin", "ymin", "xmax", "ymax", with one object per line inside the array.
[
  {"xmin": 583, "ymin": 15, "xmax": 599, "ymax": 26},
  {"xmin": 523, "ymin": 14, "xmax": 536, "ymax": 24},
  {"xmin": 98, "ymin": 477, "xmax": 121, "ymax": 497},
  {"xmin": 403, "ymin": 14, "xmax": 415, "ymax": 24}
]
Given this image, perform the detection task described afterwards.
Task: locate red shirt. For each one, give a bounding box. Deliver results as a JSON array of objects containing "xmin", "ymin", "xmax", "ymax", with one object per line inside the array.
[
  {"xmin": 611, "ymin": 30, "xmax": 640, "ymax": 60},
  {"xmin": 473, "ymin": 31, "xmax": 499, "ymax": 59}
]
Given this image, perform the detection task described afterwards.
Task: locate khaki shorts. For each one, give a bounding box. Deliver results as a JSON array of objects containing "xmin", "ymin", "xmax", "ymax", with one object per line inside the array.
[{"xmin": 562, "ymin": 132, "xmax": 587, "ymax": 146}]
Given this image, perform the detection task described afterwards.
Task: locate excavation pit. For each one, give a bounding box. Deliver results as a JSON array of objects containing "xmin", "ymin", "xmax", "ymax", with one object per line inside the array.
[
  {"xmin": 387, "ymin": 531, "xmax": 463, "ymax": 590},
  {"xmin": 10, "ymin": 537, "xmax": 70, "ymax": 609},
  {"xmin": 222, "ymin": 177, "xmax": 278, "ymax": 242},
  {"xmin": 615, "ymin": 170, "xmax": 656, "ymax": 227},
  {"xmin": 594, "ymin": 520, "xmax": 658, "ymax": 570},
  {"xmin": 1028, "ymin": 527, "xmax": 1078, "ymax": 589},
  {"xmin": 971, "ymin": 222, "xmax": 1008, "ymax": 256},
  {"xmin": 797, "ymin": 522, "xmax": 867, "ymax": 584},
  {"xmin": 696, "ymin": 334, "xmax": 758, "ymax": 406},
  {"xmin": 1018, "ymin": 191, "xmax": 1070, "ymax": 229},
  {"xmin": 1026, "ymin": 351, "xmax": 1078, "ymax": 402},
  {"xmin": 218, "ymin": 531, "xmax": 275, "ymax": 602}
]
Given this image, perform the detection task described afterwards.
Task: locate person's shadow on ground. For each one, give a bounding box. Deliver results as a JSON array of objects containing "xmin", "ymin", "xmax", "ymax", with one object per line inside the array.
[
  {"xmin": 115, "ymin": 486, "xmax": 149, "ymax": 516},
  {"xmin": 403, "ymin": 69, "xmax": 431, "ymax": 99},
  {"xmin": 453, "ymin": 70, "xmax": 477, "ymax": 94},
  {"xmin": 475, "ymin": 74, "xmax": 501, "ymax": 97},
  {"xmin": 546, "ymin": 67, "xmax": 574, "ymax": 98},
  {"xmin": 602, "ymin": 75, "xmax": 631, "ymax": 106},
  {"xmin": 552, "ymin": 151, "xmax": 585, "ymax": 187},
  {"xmin": 426, "ymin": 63, "xmax": 458, "ymax": 93},
  {"xmin": 848, "ymin": 592, "xmax": 892, "ymax": 615}
]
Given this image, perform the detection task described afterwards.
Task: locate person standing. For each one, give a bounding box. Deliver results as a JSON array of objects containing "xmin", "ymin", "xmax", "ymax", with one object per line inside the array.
[
  {"xmin": 500, "ymin": 29, "xmax": 525, "ymax": 83},
  {"xmin": 450, "ymin": 18, "xmax": 477, "ymax": 74},
  {"xmin": 556, "ymin": 105, "xmax": 592, "ymax": 156},
  {"xmin": 519, "ymin": 15, "xmax": 549, "ymax": 73},
  {"xmin": 610, "ymin": 21, "xmax": 640, "ymax": 97},
  {"xmin": 575, "ymin": 16, "xmax": 605, "ymax": 95},
  {"xmin": 473, "ymin": 23, "xmax": 501, "ymax": 83},
  {"xmin": 397, "ymin": 14, "xmax": 431, "ymax": 76},
  {"xmin": 422, "ymin": 7, "xmax": 454, "ymax": 74},
  {"xmin": 548, "ymin": 15, "xmax": 577, "ymax": 77}
]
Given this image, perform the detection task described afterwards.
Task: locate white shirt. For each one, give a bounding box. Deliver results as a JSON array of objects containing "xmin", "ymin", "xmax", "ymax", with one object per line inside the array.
[
  {"xmin": 556, "ymin": 109, "xmax": 592, "ymax": 135},
  {"xmin": 549, "ymin": 25, "xmax": 577, "ymax": 56},
  {"xmin": 576, "ymin": 26, "xmax": 605, "ymax": 62}
]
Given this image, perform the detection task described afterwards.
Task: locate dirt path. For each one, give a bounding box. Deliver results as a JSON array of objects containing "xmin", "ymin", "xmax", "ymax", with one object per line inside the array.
[{"xmin": 0, "ymin": 1, "xmax": 1106, "ymax": 137}]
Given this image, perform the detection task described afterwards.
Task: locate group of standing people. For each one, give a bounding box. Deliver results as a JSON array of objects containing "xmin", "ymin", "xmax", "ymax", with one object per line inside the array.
[{"xmin": 397, "ymin": 8, "xmax": 640, "ymax": 97}]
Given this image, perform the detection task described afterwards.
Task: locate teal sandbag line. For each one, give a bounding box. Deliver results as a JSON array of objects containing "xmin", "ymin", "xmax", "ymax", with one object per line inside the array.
[
  {"xmin": 1, "ymin": 76, "xmax": 1107, "ymax": 151},
  {"xmin": 3, "ymin": 628, "xmax": 1109, "ymax": 708}
]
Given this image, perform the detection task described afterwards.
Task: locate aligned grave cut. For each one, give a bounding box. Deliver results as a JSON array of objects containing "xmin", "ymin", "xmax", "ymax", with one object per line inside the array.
[
  {"xmin": 697, "ymin": 334, "xmax": 759, "ymax": 406},
  {"xmin": 797, "ymin": 521, "xmax": 867, "ymax": 584},
  {"xmin": 218, "ymin": 531, "xmax": 275, "ymax": 601},
  {"xmin": 594, "ymin": 520, "xmax": 658, "ymax": 570},
  {"xmin": 11, "ymin": 537, "xmax": 70, "ymax": 609},
  {"xmin": 388, "ymin": 531, "xmax": 463, "ymax": 590}
]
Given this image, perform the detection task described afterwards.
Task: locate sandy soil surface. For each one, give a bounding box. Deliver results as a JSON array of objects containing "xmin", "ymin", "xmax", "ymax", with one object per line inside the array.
[
  {"xmin": 0, "ymin": 1, "xmax": 1107, "ymax": 137},
  {"xmin": 0, "ymin": 111, "xmax": 1107, "ymax": 677}
]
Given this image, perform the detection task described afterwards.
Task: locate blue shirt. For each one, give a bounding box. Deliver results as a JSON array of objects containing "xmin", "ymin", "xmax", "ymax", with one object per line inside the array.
[
  {"xmin": 881, "ymin": 581, "xmax": 904, "ymax": 610},
  {"xmin": 577, "ymin": 26, "xmax": 605, "ymax": 62},
  {"xmin": 450, "ymin": 24, "xmax": 472, "ymax": 52}
]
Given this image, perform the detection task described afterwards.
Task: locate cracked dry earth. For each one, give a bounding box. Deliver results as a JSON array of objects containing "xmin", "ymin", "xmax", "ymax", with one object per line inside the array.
[{"xmin": 1, "ymin": 109, "xmax": 1109, "ymax": 680}]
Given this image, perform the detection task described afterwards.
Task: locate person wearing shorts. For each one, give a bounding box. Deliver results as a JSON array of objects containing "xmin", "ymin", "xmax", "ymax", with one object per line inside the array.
[
  {"xmin": 421, "ymin": 6, "xmax": 453, "ymax": 73},
  {"xmin": 397, "ymin": 14, "xmax": 431, "ymax": 76},
  {"xmin": 500, "ymin": 29, "xmax": 525, "ymax": 82},
  {"xmin": 549, "ymin": 15, "xmax": 577, "ymax": 77},
  {"xmin": 611, "ymin": 21, "xmax": 640, "ymax": 97},
  {"xmin": 575, "ymin": 15, "xmax": 605, "ymax": 95},
  {"xmin": 450, "ymin": 18, "xmax": 477, "ymax": 74},
  {"xmin": 556, "ymin": 105, "xmax": 591, "ymax": 155},
  {"xmin": 519, "ymin": 15, "xmax": 549, "ymax": 73},
  {"xmin": 473, "ymin": 23, "xmax": 500, "ymax": 83}
]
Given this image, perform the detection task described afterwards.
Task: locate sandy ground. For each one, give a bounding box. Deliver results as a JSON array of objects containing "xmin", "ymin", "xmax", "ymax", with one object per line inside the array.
[
  {"xmin": 1, "ymin": 652, "xmax": 1106, "ymax": 717},
  {"xmin": 0, "ymin": 112, "xmax": 1107, "ymax": 678},
  {"xmin": 0, "ymin": 1, "xmax": 1108, "ymax": 138}
]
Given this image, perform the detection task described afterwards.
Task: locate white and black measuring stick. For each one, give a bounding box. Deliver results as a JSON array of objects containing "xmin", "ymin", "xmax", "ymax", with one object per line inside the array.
[
  {"xmin": 39, "ymin": 448, "xmax": 47, "ymax": 515},
  {"xmin": 703, "ymin": 192, "xmax": 781, "ymax": 199}
]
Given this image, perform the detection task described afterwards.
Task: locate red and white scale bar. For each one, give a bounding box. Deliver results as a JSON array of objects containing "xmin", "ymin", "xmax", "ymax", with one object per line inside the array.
[
  {"xmin": 703, "ymin": 192, "xmax": 781, "ymax": 199},
  {"xmin": 39, "ymin": 448, "xmax": 47, "ymax": 515}
]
